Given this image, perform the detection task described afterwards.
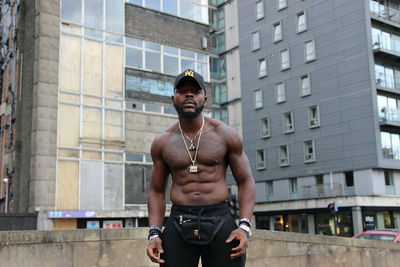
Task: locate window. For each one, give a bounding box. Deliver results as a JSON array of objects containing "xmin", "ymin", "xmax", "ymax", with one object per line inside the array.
[
  {"xmin": 256, "ymin": 149, "xmax": 266, "ymax": 169},
  {"xmin": 280, "ymin": 49, "xmax": 290, "ymax": 70},
  {"xmin": 345, "ymin": 172, "xmax": 354, "ymax": 187},
  {"xmin": 304, "ymin": 140, "xmax": 315, "ymax": 162},
  {"xmin": 381, "ymin": 132, "xmax": 400, "ymax": 159},
  {"xmin": 254, "ymin": 89, "xmax": 263, "ymax": 109},
  {"xmin": 213, "ymin": 82, "xmax": 227, "ymax": 104},
  {"xmin": 252, "ymin": 31, "xmax": 261, "ymax": 51},
  {"xmin": 258, "ymin": 57, "xmax": 267, "ymax": 78},
  {"xmin": 289, "ymin": 178, "xmax": 297, "ymax": 193},
  {"xmin": 273, "ymin": 22, "xmax": 282, "ymax": 42},
  {"xmin": 308, "ymin": 105, "xmax": 320, "ymax": 128},
  {"xmin": 377, "ymin": 94, "xmax": 400, "ymax": 123},
  {"xmin": 276, "ymin": 82, "xmax": 286, "ymax": 103},
  {"xmin": 297, "ymin": 11, "xmax": 307, "ymax": 33},
  {"xmin": 385, "ymin": 170, "xmax": 394, "ymax": 186},
  {"xmin": 374, "ymin": 62, "xmax": 400, "ymax": 89},
  {"xmin": 300, "ymin": 74, "xmax": 311, "ymax": 96},
  {"xmin": 256, "ymin": 1, "xmax": 264, "ymax": 20},
  {"xmin": 266, "ymin": 181, "xmax": 273, "ymax": 200},
  {"xmin": 305, "ymin": 40, "xmax": 316, "ymax": 62},
  {"xmin": 213, "ymin": 107, "xmax": 228, "ymax": 124},
  {"xmin": 283, "ymin": 112, "xmax": 294, "ymax": 133},
  {"xmin": 210, "ymin": 8, "xmax": 224, "ymax": 30},
  {"xmin": 278, "ymin": 0, "xmax": 287, "ymax": 10},
  {"xmin": 261, "ymin": 117, "xmax": 270, "ymax": 138},
  {"xmin": 279, "ymin": 145, "xmax": 289, "ymax": 166},
  {"xmin": 210, "ymin": 56, "xmax": 226, "ymax": 79},
  {"xmin": 211, "ymin": 32, "xmax": 225, "ymax": 54}
]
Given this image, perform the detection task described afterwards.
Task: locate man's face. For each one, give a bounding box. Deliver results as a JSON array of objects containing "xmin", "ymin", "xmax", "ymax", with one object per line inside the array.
[{"xmin": 172, "ymin": 78, "xmax": 207, "ymax": 118}]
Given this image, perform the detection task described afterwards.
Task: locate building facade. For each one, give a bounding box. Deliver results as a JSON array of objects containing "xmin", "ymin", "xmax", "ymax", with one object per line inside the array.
[
  {"xmin": 1, "ymin": 0, "xmax": 215, "ymax": 230},
  {"xmin": 239, "ymin": 0, "xmax": 400, "ymax": 236}
]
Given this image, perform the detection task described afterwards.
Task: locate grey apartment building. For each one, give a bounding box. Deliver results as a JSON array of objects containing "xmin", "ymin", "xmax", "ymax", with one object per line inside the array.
[{"xmin": 239, "ymin": 0, "xmax": 400, "ymax": 236}]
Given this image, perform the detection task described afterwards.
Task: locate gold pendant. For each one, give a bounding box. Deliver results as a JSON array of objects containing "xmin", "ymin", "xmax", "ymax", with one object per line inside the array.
[{"xmin": 189, "ymin": 164, "xmax": 198, "ymax": 173}]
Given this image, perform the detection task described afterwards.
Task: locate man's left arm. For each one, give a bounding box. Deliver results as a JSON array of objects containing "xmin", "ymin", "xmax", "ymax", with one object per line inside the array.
[{"xmin": 223, "ymin": 127, "xmax": 255, "ymax": 259}]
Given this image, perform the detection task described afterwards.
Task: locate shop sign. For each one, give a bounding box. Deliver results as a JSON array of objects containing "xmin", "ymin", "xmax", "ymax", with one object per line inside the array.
[
  {"xmin": 103, "ymin": 220, "xmax": 123, "ymax": 229},
  {"xmin": 364, "ymin": 215, "xmax": 375, "ymax": 230},
  {"xmin": 48, "ymin": 210, "xmax": 96, "ymax": 218},
  {"xmin": 87, "ymin": 221, "xmax": 100, "ymax": 229}
]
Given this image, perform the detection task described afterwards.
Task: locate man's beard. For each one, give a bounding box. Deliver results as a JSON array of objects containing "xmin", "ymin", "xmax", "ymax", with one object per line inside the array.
[{"xmin": 174, "ymin": 101, "xmax": 204, "ymax": 118}]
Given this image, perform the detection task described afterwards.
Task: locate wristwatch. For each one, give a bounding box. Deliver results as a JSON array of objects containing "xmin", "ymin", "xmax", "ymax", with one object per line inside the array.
[{"xmin": 239, "ymin": 224, "xmax": 252, "ymax": 237}]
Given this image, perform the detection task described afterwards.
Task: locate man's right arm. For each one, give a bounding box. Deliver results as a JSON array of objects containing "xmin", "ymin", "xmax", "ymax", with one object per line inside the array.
[{"xmin": 146, "ymin": 135, "xmax": 169, "ymax": 264}]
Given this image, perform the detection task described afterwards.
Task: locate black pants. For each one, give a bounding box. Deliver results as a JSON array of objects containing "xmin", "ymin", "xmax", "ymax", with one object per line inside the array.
[{"xmin": 160, "ymin": 201, "xmax": 246, "ymax": 267}]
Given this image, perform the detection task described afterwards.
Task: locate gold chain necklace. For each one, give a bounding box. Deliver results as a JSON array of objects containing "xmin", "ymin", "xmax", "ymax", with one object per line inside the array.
[{"xmin": 178, "ymin": 117, "xmax": 205, "ymax": 173}]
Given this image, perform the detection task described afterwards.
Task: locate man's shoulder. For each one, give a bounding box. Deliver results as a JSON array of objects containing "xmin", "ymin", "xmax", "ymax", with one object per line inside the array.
[{"xmin": 207, "ymin": 117, "xmax": 240, "ymax": 138}]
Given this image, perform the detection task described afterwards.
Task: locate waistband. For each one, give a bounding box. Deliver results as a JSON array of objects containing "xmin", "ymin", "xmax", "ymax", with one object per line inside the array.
[{"xmin": 171, "ymin": 201, "xmax": 229, "ymax": 215}]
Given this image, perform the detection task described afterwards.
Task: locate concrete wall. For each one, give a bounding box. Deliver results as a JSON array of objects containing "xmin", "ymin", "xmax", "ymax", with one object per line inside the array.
[{"xmin": 1, "ymin": 228, "xmax": 400, "ymax": 267}]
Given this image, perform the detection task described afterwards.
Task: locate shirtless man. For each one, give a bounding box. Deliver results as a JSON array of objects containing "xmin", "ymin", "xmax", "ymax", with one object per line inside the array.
[{"xmin": 146, "ymin": 69, "xmax": 255, "ymax": 267}]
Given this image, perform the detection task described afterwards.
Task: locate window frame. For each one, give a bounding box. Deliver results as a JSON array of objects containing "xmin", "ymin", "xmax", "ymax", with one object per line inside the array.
[
  {"xmin": 260, "ymin": 117, "xmax": 270, "ymax": 138},
  {"xmin": 279, "ymin": 144, "xmax": 290, "ymax": 167},
  {"xmin": 251, "ymin": 31, "xmax": 261, "ymax": 51},
  {"xmin": 296, "ymin": 11, "xmax": 307, "ymax": 33},
  {"xmin": 256, "ymin": 149, "xmax": 266, "ymax": 170},
  {"xmin": 283, "ymin": 111, "xmax": 294, "ymax": 134},
  {"xmin": 300, "ymin": 73, "xmax": 311, "ymax": 97},
  {"xmin": 304, "ymin": 140, "xmax": 316, "ymax": 163},
  {"xmin": 273, "ymin": 21, "xmax": 283, "ymax": 43},
  {"xmin": 305, "ymin": 39, "xmax": 316, "ymax": 63},
  {"xmin": 266, "ymin": 181, "xmax": 273, "ymax": 196},
  {"xmin": 308, "ymin": 105, "xmax": 320, "ymax": 128},
  {"xmin": 280, "ymin": 49, "xmax": 290, "ymax": 71},
  {"xmin": 256, "ymin": 0, "xmax": 265, "ymax": 20},
  {"xmin": 289, "ymin": 178, "xmax": 298, "ymax": 193},
  {"xmin": 276, "ymin": 81, "xmax": 286, "ymax": 103},
  {"xmin": 254, "ymin": 88, "xmax": 264, "ymax": 109},
  {"xmin": 258, "ymin": 57, "xmax": 267, "ymax": 78}
]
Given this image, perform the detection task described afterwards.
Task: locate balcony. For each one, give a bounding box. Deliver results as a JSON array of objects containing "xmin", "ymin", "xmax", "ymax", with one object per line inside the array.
[
  {"xmin": 370, "ymin": 0, "xmax": 400, "ymax": 25},
  {"xmin": 372, "ymin": 38, "xmax": 400, "ymax": 60},
  {"xmin": 302, "ymin": 183, "xmax": 343, "ymax": 199},
  {"xmin": 382, "ymin": 147, "xmax": 400, "ymax": 159},
  {"xmin": 379, "ymin": 108, "xmax": 400, "ymax": 126}
]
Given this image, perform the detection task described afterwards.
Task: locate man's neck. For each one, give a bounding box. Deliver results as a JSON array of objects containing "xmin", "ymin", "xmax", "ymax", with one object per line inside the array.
[{"xmin": 178, "ymin": 114, "xmax": 204, "ymax": 135}]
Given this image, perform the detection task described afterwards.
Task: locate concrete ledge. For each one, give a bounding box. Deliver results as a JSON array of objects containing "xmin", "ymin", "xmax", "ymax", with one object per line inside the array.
[{"xmin": 0, "ymin": 229, "xmax": 399, "ymax": 267}]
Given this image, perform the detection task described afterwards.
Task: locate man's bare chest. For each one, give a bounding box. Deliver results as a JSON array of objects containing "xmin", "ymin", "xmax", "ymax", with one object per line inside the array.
[{"xmin": 162, "ymin": 133, "xmax": 227, "ymax": 169}]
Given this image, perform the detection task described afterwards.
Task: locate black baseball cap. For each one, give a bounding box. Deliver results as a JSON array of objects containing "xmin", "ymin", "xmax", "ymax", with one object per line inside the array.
[{"xmin": 174, "ymin": 69, "xmax": 206, "ymax": 94}]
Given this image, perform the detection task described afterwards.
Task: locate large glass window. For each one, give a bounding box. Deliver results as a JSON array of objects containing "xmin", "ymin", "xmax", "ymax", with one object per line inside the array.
[
  {"xmin": 381, "ymin": 132, "xmax": 400, "ymax": 159},
  {"xmin": 62, "ymin": 0, "xmax": 82, "ymax": 23},
  {"xmin": 85, "ymin": 0, "xmax": 104, "ymax": 29},
  {"xmin": 375, "ymin": 62, "xmax": 400, "ymax": 89},
  {"xmin": 300, "ymin": 74, "xmax": 311, "ymax": 96},
  {"xmin": 213, "ymin": 82, "xmax": 227, "ymax": 104},
  {"xmin": 210, "ymin": 8, "xmax": 224, "ymax": 30},
  {"xmin": 278, "ymin": 0, "xmax": 287, "ymax": 10},
  {"xmin": 106, "ymin": 0, "xmax": 124, "ymax": 33},
  {"xmin": 210, "ymin": 56, "xmax": 226, "ymax": 79},
  {"xmin": 213, "ymin": 107, "xmax": 228, "ymax": 124},
  {"xmin": 211, "ymin": 32, "xmax": 225, "ymax": 54},
  {"xmin": 261, "ymin": 117, "xmax": 270, "ymax": 138}
]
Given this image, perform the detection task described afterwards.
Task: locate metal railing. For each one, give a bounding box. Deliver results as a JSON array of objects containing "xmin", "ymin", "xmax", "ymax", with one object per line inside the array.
[
  {"xmin": 382, "ymin": 147, "xmax": 400, "ymax": 160},
  {"xmin": 302, "ymin": 183, "xmax": 343, "ymax": 199},
  {"xmin": 370, "ymin": 1, "xmax": 400, "ymax": 24},
  {"xmin": 379, "ymin": 109, "xmax": 400, "ymax": 123}
]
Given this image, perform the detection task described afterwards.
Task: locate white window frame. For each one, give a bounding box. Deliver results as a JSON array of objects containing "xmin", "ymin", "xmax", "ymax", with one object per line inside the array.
[
  {"xmin": 256, "ymin": 149, "xmax": 266, "ymax": 170},
  {"xmin": 273, "ymin": 21, "xmax": 282, "ymax": 43},
  {"xmin": 258, "ymin": 57, "xmax": 267, "ymax": 78},
  {"xmin": 280, "ymin": 49, "xmax": 290, "ymax": 71},
  {"xmin": 304, "ymin": 140, "xmax": 316, "ymax": 163},
  {"xmin": 276, "ymin": 82, "xmax": 286, "ymax": 103},
  {"xmin": 256, "ymin": 0, "xmax": 265, "ymax": 20},
  {"xmin": 283, "ymin": 111, "xmax": 294, "ymax": 134},
  {"xmin": 252, "ymin": 31, "xmax": 261, "ymax": 51},
  {"xmin": 260, "ymin": 117, "xmax": 270, "ymax": 138},
  {"xmin": 300, "ymin": 73, "xmax": 311, "ymax": 97},
  {"xmin": 254, "ymin": 88, "xmax": 263, "ymax": 109},
  {"xmin": 279, "ymin": 145, "xmax": 289, "ymax": 167},
  {"xmin": 296, "ymin": 11, "xmax": 307, "ymax": 33},
  {"xmin": 266, "ymin": 181, "xmax": 273, "ymax": 196},
  {"xmin": 277, "ymin": 0, "xmax": 287, "ymax": 10},
  {"xmin": 305, "ymin": 39, "xmax": 316, "ymax": 62},
  {"xmin": 308, "ymin": 105, "xmax": 320, "ymax": 128}
]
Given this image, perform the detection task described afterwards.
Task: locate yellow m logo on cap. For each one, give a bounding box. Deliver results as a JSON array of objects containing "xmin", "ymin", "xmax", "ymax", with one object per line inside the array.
[{"xmin": 184, "ymin": 70, "xmax": 194, "ymax": 77}]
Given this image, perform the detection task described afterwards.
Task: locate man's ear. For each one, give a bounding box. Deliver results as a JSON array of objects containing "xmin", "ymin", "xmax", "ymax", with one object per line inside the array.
[
  {"xmin": 171, "ymin": 95, "xmax": 175, "ymax": 104},
  {"xmin": 204, "ymin": 95, "xmax": 207, "ymax": 104}
]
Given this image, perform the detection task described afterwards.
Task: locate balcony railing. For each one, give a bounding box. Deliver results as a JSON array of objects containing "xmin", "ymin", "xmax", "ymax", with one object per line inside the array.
[
  {"xmin": 302, "ymin": 183, "xmax": 343, "ymax": 199},
  {"xmin": 382, "ymin": 147, "xmax": 400, "ymax": 159},
  {"xmin": 370, "ymin": 1, "xmax": 400, "ymax": 24},
  {"xmin": 372, "ymin": 35, "xmax": 400, "ymax": 55},
  {"xmin": 379, "ymin": 109, "xmax": 400, "ymax": 123}
]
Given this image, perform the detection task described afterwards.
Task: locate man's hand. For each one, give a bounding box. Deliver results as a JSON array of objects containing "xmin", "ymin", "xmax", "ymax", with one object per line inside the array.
[
  {"xmin": 146, "ymin": 237, "xmax": 165, "ymax": 264},
  {"xmin": 225, "ymin": 228, "xmax": 248, "ymax": 259}
]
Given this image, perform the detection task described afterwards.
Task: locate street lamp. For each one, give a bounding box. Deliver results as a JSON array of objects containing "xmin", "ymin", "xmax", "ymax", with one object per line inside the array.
[{"xmin": 3, "ymin": 178, "xmax": 8, "ymax": 213}]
